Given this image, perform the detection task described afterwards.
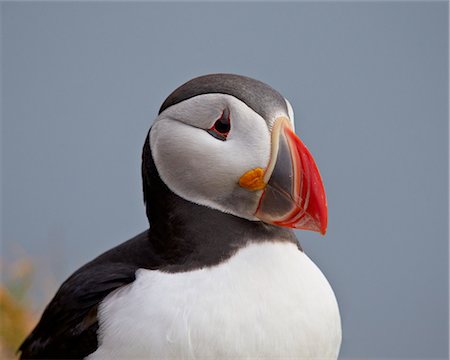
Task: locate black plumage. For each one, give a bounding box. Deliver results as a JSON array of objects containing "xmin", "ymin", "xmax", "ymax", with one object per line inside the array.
[{"xmin": 159, "ymin": 73, "xmax": 288, "ymax": 121}]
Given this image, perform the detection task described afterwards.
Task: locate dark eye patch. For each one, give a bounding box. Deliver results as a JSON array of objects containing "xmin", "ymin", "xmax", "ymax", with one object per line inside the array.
[{"xmin": 207, "ymin": 109, "xmax": 231, "ymax": 141}]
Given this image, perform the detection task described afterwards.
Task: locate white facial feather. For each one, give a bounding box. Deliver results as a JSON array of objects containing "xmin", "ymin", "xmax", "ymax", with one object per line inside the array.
[
  {"xmin": 88, "ymin": 242, "xmax": 342, "ymax": 360},
  {"xmin": 150, "ymin": 94, "xmax": 272, "ymax": 220}
]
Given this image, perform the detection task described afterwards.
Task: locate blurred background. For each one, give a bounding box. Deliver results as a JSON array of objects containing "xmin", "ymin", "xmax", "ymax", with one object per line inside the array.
[{"xmin": 1, "ymin": 2, "xmax": 448, "ymax": 359}]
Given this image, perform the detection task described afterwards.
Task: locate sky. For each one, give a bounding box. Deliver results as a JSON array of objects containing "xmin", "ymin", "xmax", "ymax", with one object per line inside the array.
[{"xmin": 1, "ymin": 2, "xmax": 448, "ymax": 358}]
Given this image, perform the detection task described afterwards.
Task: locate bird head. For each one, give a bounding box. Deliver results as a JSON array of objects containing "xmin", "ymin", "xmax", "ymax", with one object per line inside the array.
[{"xmin": 145, "ymin": 74, "xmax": 327, "ymax": 235}]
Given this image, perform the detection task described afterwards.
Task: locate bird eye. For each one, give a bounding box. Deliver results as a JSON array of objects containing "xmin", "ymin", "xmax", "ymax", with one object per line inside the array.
[{"xmin": 207, "ymin": 109, "xmax": 230, "ymax": 141}]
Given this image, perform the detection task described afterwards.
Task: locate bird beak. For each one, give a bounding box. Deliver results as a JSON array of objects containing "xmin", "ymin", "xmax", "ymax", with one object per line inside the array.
[{"xmin": 239, "ymin": 117, "xmax": 328, "ymax": 235}]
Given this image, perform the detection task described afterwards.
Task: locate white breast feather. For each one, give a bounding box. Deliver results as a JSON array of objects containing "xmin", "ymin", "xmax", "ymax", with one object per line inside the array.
[{"xmin": 87, "ymin": 242, "xmax": 341, "ymax": 360}]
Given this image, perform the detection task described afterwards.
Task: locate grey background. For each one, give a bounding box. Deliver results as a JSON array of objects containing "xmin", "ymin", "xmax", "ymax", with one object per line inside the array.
[{"xmin": 1, "ymin": 2, "xmax": 448, "ymax": 359}]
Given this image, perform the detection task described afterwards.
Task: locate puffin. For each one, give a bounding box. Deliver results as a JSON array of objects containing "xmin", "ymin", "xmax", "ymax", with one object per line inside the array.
[{"xmin": 19, "ymin": 74, "xmax": 341, "ymax": 359}]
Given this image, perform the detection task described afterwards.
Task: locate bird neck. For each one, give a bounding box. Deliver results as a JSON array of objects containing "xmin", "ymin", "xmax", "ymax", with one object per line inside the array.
[{"xmin": 141, "ymin": 134, "xmax": 298, "ymax": 271}]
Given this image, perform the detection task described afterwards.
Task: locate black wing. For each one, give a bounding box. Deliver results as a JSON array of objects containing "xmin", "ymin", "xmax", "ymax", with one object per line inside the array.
[
  {"xmin": 18, "ymin": 262, "xmax": 137, "ymax": 359},
  {"xmin": 19, "ymin": 230, "xmax": 161, "ymax": 359}
]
